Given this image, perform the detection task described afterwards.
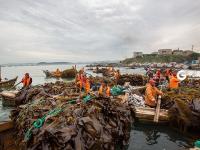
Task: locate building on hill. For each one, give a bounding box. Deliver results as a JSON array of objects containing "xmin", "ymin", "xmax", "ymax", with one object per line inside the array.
[
  {"xmin": 158, "ymin": 49, "xmax": 172, "ymax": 55},
  {"xmin": 173, "ymin": 49, "xmax": 183, "ymax": 55},
  {"xmin": 133, "ymin": 52, "xmax": 143, "ymax": 58}
]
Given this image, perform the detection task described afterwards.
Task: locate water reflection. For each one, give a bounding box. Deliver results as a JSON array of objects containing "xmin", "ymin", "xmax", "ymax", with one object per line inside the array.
[
  {"xmin": 144, "ymin": 128, "xmax": 160, "ymax": 145},
  {"xmin": 128, "ymin": 124, "xmax": 192, "ymax": 150}
]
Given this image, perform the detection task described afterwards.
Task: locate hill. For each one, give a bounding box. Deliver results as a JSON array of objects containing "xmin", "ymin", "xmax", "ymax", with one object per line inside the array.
[{"xmin": 121, "ymin": 53, "xmax": 200, "ymax": 64}]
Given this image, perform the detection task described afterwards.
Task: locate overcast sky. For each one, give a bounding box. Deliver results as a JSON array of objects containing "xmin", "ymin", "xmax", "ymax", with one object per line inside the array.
[{"xmin": 0, "ymin": 0, "xmax": 200, "ymax": 64}]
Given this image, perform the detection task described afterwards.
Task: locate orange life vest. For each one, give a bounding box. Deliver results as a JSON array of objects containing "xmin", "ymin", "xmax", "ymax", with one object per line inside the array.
[
  {"xmin": 98, "ymin": 85, "xmax": 104, "ymax": 95},
  {"xmin": 22, "ymin": 77, "xmax": 31, "ymax": 87},
  {"xmin": 169, "ymin": 76, "xmax": 179, "ymax": 89},
  {"xmin": 106, "ymin": 86, "xmax": 111, "ymax": 97},
  {"xmin": 85, "ymin": 79, "xmax": 90, "ymax": 94}
]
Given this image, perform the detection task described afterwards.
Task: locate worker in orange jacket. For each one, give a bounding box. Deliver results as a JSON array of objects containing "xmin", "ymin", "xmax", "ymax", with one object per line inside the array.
[
  {"xmin": 76, "ymin": 71, "xmax": 83, "ymax": 90},
  {"xmin": 145, "ymin": 79, "xmax": 163, "ymax": 107},
  {"xmin": 84, "ymin": 77, "xmax": 91, "ymax": 94},
  {"xmin": 21, "ymin": 73, "xmax": 32, "ymax": 88},
  {"xmin": 114, "ymin": 70, "xmax": 120, "ymax": 85},
  {"xmin": 98, "ymin": 81, "xmax": 111, "ymax": 97},
  {"xmin": 169, "ymin": 72, "xmax": 179, "ymax": 90}
]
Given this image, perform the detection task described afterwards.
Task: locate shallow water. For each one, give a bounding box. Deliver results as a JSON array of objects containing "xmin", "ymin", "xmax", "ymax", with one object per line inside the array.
[{"xmin": 0, "ymin": 64, "xmax": 198, "ymax": 149}]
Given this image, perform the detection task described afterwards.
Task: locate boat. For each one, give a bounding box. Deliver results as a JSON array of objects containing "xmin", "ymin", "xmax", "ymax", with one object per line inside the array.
[
  {"xmin": 134, "ymin": 106, "xmax": 169, "ymax": 124},
  {"xmin": 43, "ymin": 68, "xmax": 77, "ymax": 78},
  {"xmin": 0, "ymin": 90, "xmax": 19, "ymax": 107},
  {"xmin": 0, "ymin": 77, "xmax": 18, "ymax": 89},
  {"xmin": 43, "ymin": 70, "xmax": 60, "ymax": 78},
  {"xmin": 0, "ymin": 120, "xmax": 16, "ymax": 150},
  {"xmin": 122, "ymin": 84, "xmax": 169, "ymax": 124}
]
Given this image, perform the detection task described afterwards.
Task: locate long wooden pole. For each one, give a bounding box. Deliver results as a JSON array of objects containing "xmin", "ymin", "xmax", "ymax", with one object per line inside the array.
[
  {"xmin": 154, "ymin": 95, "xmax": 161, "ymax": 122},
  {"xmin": 154, "ymin": 84, "xmax": 163, "ymax": 122},
  {"xmin": 0, "ymin": 65, "xmax": 1, "ymax": 82}
]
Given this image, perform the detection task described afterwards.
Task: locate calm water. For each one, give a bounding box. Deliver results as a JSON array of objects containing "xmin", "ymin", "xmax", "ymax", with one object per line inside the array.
[{"xmin": 0, "ymin": 64, "xmax": 198, "ymax": 149}]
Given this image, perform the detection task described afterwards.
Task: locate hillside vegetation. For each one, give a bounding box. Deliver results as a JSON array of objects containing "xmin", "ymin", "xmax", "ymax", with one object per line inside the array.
[{"xmin": 122, "ymin": 53, "xmax": 200, "ymax": 64}]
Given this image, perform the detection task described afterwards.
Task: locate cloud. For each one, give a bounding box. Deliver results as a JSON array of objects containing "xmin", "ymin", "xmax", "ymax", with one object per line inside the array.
[{"xmin": 0, "ymin": 0, "xmax": 200, "ymax": 63}]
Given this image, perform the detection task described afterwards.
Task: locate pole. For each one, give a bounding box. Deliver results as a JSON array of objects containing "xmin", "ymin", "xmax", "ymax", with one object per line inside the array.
[
  {"xmin": 0, "ymin": 65, "xmax": 1, "ymax": 82},
  {"xmin": 154, "ymin": 85, "xmax": 163, "ymax": 122}
]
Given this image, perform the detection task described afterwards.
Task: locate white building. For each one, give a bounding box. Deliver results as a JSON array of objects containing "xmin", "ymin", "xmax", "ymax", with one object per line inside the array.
[{"xmin": 133, "ymin": 52, "xmax": 143, "ymax": 58}]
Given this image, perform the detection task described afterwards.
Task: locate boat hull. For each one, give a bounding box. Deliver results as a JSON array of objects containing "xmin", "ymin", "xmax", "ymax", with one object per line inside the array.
[
  {"xmin": 0, "ymin": 77, "xmax": 18, "ymax": 89},
  {"xmin": 134, "ymin": 107, "xmax": 169, "ymax": 124}
]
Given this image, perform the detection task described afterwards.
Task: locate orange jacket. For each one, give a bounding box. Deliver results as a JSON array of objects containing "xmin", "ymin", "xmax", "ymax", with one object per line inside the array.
[
  {"xmin": 169, "ymin": 76, "xmax": 179, "ymax": 89},
  {"xmin": 85, "ymin": 79, "xmax": 90, "ymax": 94},
  {"xmin": 98, "ymin": 85, "xmax": 104, "ymax": 95},
  {"xmin": 106, "ymin": 86, "xmax": 111, "ymax": 97},
  {"xmin": 145, "ymin": 83, "xmax": 163, "ymax": 107},
  {"xmin": 99, "ymin": 85, "xmax": 111, "ymax": 97},
  {"xmin": 22, "ymin": 77, "xmax": 32, "ymax": 87}
]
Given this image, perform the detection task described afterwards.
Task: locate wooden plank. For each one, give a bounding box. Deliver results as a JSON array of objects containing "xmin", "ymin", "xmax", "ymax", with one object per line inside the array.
[{"xmin": 0, "ymin": 121, "xmax": 14, "ymax": 132}]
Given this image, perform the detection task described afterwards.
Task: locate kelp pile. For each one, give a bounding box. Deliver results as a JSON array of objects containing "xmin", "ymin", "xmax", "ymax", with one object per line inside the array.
[
  {"xmin": 10, "ymin": 82, "xmax": 134, "ymax": 150},
  {"xmin": 162, "ymin": 87, "xmax": 200, "ymax": 134},
  {"xmin": 61, "ymin": 69, "xmax": 77, "ymax": 78},
  {"xmin": 14, "ymin": 81, "xmax": 78, "ymax": 105},
  {"xmin": 118, "ymin": 74, "xmax": 147, "ymax": 86},
  {"xmin": 180, "ymin": 78, "xmax": 200, "ymax": 88}
]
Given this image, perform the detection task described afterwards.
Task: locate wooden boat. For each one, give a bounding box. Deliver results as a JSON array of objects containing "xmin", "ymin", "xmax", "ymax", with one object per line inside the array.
[
  {"xmin": 0, "ymin": 120, "xmax": 16, "ymax": 150},
  {"xmin": 0, "ymin": 90, "xmax": 19, "ymax": 107},
  {"xmin": 43, "ymin": 70, "xmax": 61, "ymax": 78},
  {"xmin": 0, "ymin": 77, "xmax": 18, "ymax": 89},
  {"xmin": 134, "ymin": 106, "xmax": 169, "ymax": 124},
  {"xmin": 43, "ymin": 69, "xmax": 76, "ymax": 78}
]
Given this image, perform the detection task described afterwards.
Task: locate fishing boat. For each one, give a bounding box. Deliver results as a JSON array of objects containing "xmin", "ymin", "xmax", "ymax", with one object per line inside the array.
[
  {"xmin": 123, "ymin": 84, "xmax": 169, "ymax": 124},
  {"xmin": 43, "ymin": 68, "xmax": 77, "ymax": 78},
  {"xmin": 0, "ymin": 77, "xmax": 18, "ymax": 89},
  {"xmin": 43, "ymin": 70, "xmax": 60, "ymax": 78},
  {"xmin": 0, "ymin": 90, "xmax": 19, "ymax": 107}
]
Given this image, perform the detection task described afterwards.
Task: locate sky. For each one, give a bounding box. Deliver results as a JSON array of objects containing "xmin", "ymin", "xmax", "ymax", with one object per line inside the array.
[{"xmin": 0, "ymin": 0, "xmax": 200, "ymax": 64}]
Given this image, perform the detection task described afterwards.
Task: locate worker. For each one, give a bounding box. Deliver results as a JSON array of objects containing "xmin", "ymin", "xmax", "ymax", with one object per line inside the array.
[
  {"xmin": 165, "ymin": 68, "xmax": 172, "ymax": 82},
  {"xmin": 21, "ymin": 73, "xmax": 32, "ymax": 88},
  {"xmin": 155, "ymin": 69, "xmax": 161, "ymax": 79},
  {"xmin": 106, "ymin": 83, "xmax": 111, "ymax": 97},
  {"xmin": 98, "ymin": 81, "xmax": 106, "ymax": 97},
  {"xmin": 54, "ymin": 68, "xmax": 61, "ymax": 77},
  {"xmin": 84, "ymin": 77, "xmax": 91, "ymax": 94},
  {"xmin": 145, "ymin": 79, "xmax": 163, "ymax": 107},
  {"xmin": 169, "ymin": 72, "xmax": 179, "ymax": 90},
  {"xmin": 76, "ymin": 70, "xmax": 83, "ymax": 90},
  {"xmin": 114, "ymin": 70, "xmax": 120, "ymax": 85}
]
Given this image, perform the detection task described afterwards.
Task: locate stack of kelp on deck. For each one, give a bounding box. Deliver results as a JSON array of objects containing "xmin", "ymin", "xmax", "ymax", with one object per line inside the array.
[
  {"xmin": 162, "ymin": 86, "xmax": 200, "ymax": 135},
  {"xmin": 10, "ymin": 82, "xmax": 134, "ymax": 150}
]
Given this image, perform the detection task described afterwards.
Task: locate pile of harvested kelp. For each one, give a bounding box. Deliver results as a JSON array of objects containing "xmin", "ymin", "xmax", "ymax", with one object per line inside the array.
[
  {"xmin": 61, "ymin": 69, "xmax": 77, "ymax": 78},
  {"xmin": 118, "ymin": 74, "xmax": 147, "ymax": 86},
  {"xmin": 180, "ymin": 78, "xmax": 200, "ymax": 88},
  {"xmin": 11, "ymin": 96, "xmax": 133, "ymax": 149},
  {"xmin": 162, "ymin": 87, "xmax": 200, "ymax": 134},
  {"xmin": 14, "ymin": 81, "xmax": 78, "ymax": 105}
]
